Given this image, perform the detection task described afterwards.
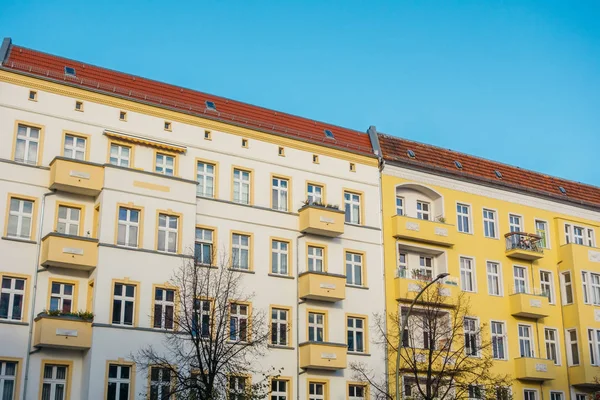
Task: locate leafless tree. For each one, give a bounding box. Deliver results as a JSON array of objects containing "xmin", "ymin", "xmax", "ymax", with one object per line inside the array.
[
  {"xmin": 133, "ymin": 251, "xmax": 281, "ymax": 399},
  {"xmin": 351, "ymin": 280, "xmax": 512, "ymax": 400}
]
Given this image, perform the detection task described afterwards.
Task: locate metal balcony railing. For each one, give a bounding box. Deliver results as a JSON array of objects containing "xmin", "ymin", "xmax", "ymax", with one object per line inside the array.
[{"xmin": 504, "ymin": 232, "xmax": 543, "ymax": 253}]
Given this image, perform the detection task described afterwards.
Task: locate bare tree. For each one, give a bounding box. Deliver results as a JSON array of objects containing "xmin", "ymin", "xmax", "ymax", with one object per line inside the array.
[
  {"xmin": 351, "ymin": 279, "xmax": 512, "ymax": 400},
  {"xmin": 133, "ymin": 251, "xmax": 281, "ymax": 399}
]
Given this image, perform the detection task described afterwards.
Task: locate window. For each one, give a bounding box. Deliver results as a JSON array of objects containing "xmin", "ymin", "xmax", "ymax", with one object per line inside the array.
[
  {"xmin": 229, "ymin": 376, "xmax": 246, "ymax": 400},
  {"xmin": 56, "ymin": 205, "xmax": 80, "ymax": 236},
  {"xmin": 483, "ymin": 209, "xmax": 497, "ymax": 238},
  {"xmin": 308, "ymin": 312, "xmax": 325, "ymax": 342},
  {"xmin": 231, "ymin": 233, "xmax": 250, "ymax": 270},
  {"xmin": 272, "ymin": 177, "xmax": 289, "ymax": 211},
  {"xmin": 233, "ymin": 169, "xmax": 251, "ymax": 204},
  {"xmin": 550, "ymin": 392, "xmax": 564, "ymax": 400},
  {"xmin": 347, "ymin": 316, "xmax": 365, "ymax": 353},
  {"xmin": 153, "ymin": 288, "xmax": 175, "ymax": 330},
  {"xmin": 308, "ymin": 382, "xmax": 325, "ymax": 400},
  {"xmin": 344, "ymin": 191, "xmax": 361, "ymax": 224},
  {"xmin": 307, "ymin": 184, "xmax": 323, "ymax": 204},
  {"xmin": 195, "ymin": 228, "xmax": 213, "ymax": 266},
  {"xmin": 112, "ymin": 283, "xmax": 136, "ymax": 326},
  {"xmin": 204, "ymin": 130, "xmax": 212, "ymax": 140},
  {"xmin": 14, "ymin": 124, "xmax": 40, "ymax": 165},
  {"xmin": 349, "ymin": 384, "xmax": 366, "ymax": 400},
  {"xmin": 460, "ymin": 257, "xmax": 475, "ymax": 292},
  {"xmin": 157, "ymin": 214, "xmax": 179, "ymax": 253},
  {"xmin": 29, "ymin": 90, "xmax": 37, "ymax": 101},
  {"xmin": 164, "ymin": 121, "xmax": 172, "ymax": 131},
  {"xmin": 42, "ymin": 364, "xmax": 68, "ymax": 400},
  {"xmin": 107, "ymin": 363, "xmax": 131, "ymax": 400},
  {"xmin": 535, "ymin": 220, "xmax": 549, "ymax": 248},
  {"xmin": 278, "ymin": 146, "xmax": 285, "ymax": 156},
  {"xmin": 509, "ymin": 214, "xmax": 521, "ymax": 232},
  {"xmin": 491, "ymin": 321, "xmax": 507, "ymax": 360},
  {"xmin": 229, "ymin": 303, "xmax": 249, "ymax": 342},
  {"xmin": 588, "ymin": 329, "xmax": 600, "ymax": 366},
  {"xmin": 349, "ymin": 162, "xmax": 356, "ymax": 172},
  {"xmin": 117, "ymin": 207, "xmax": 140, "ymax": 247},
  {"xmin": 271, "ymin": 240, "xmax": 289, "ymax": 275},
  {"xmin": 63, "ymin": 134, "xmax": 86, "ymax": 161},
  {"xmin": 150, "ymin": 367, "xmax": 171, "ymax": 400},
  {"xmin": 155, "ymin": 153, "xmax": 175, "ymax": 176},
  {"xmin": 0, "ymin": 277, "xmax": 25, "ymax": 321},
  {"xmin": 397, "ymin": 252, "xmax": 408, "ymax": 278},
  {"xmin": 574, "ymin": 226, "xmax": 584, "ymax": 245},
  {"xmin": 416, "ymin": 201, "xmax": 430, "ymax": 220},
  {"xmin": 588, "ymin": 228, "xmax": 596, "ymax": 247},
  {"xmin": 241, "ymin": 138, "xmax": 248, "ymax": 148},
  {"xmin": 75, "ymin": 100, "xmax": 83, "ymax": 111},
  {"xmin": 582, "ymin": 272, "xmax": 589, "ymax": 304},
  {"xmin": 49, "ymin": 282, "xmax": 74, "ymax": 313},
  {"xmin": 196, "ymin": 161, "xmax": 215, "ymax": 198},
  {"xmin": 562, "ymin": 272, "xmax": 573, "ymax": 305},
  {"xmin": 524, "ymin": 390, "xmax": 537, "ymax": 400},
  {"xmin": 518, "ymin": 324, "xmax": 534, "ymax": 357},
  {"xmin": 193, "ymin": 299, "xmax": 212, "ymax": 338},
  {"xmin": 119, "ymin": 111, "xmax": 127, "ymax": 121},
  {"xmin": 540, "ymin": 271, "xmax": 554, "ymax": 304},
  {"xmin": 396, "ymin": 196, "xmax": 404, "ymax": 216},
  {"xmin": 110, "ymin": 143, "xmax": 131, "ymax": 167},
  {"xmin": 417, "ymin": 256, "xmax": 433, "ymax": 280},
  {"xmin": 464, "ymin": 318, "xmax": 479, "ymax": 356},
  {"xmin": 457, "ymin": 203, "xmax": 471, "ymax": 233},
  {"xmin": 307, "ymin": 246, "xmax": 324, "ymax": 272},
  {"xmin": 545, "ymin": 328, "xmax": 560, "ymax": 365},
  {"xmin": 468, "ymin": 384, "xmax": 483, "ymax": 399},
  {"xmin": 7, "ymin": 198, "xmax": 34, "ymax": 239},
  {"xmin": 346, "ymin": 252, "xmax": 363, "ymax": 286},
  {"xmin": 496, "ymin": 387, "xmax": 511, "ymax": 400},
  {"xmin": 513, "ymin": 266, "xmax": 527, "ymax": 294},
  {"xmin": 0, "ymin": 360, "xmax": 17, "ymax": 400},
  {"xmin": 486, "ymin": 262, "xmax": 502, "ymax": 296},
  {"xmin": 576, "ymin": 395, "xmax": 587, "ymax": 400},
  {"xmin": 582, "ymin": 272, "xmax": 600, "ymax": 305},
  {"xmin": 271, "ymin": 379, "xmax": 288, "ymax": 400},
  {"xmin": 271, "ymin": 308, "xmax": 288, "ymax": 346}
]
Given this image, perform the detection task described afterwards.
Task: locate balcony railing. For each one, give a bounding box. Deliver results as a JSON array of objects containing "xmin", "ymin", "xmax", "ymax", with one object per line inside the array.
[
  {"xmin": 396, "ymin": 268, "xmax": 458, "ymax": 286},
  {"xmin": 504, "ymin": 232, "xmax": 544, "ymax": 260}
]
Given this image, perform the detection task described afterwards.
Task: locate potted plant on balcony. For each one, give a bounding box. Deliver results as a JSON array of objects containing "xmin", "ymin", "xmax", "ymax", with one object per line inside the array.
[
  {"xmin": 300, "ymin": 199, "xmax": 340, "ymax": 211},
  {"xmin": 39, "ymin": 309, "xmax": 94, "ymax": 321}
]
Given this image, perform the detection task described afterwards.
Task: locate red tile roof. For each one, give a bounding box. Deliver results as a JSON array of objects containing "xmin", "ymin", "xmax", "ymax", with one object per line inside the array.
[
  {"xmin": 378, "ymin": 134, "xmax": 600, "ymax": 210},
  {"xmin": 1, "ymin": 43, "xmax": 374, "ymax": 156}
]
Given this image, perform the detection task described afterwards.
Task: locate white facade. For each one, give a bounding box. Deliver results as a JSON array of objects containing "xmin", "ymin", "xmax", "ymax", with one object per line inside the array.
[{"xmin": 0, "ymin": 73, "xmax": 385, "ymax": 399}]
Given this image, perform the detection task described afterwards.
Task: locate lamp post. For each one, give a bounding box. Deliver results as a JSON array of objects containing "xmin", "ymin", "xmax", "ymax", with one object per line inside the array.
[{"xmin": 395, "ymin": 272, "xmax": 450, "ymax": 400}]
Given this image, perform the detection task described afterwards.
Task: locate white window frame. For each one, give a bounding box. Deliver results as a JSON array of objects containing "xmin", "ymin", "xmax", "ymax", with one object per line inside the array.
[
  {"xmin": 518, "ymin": 324, "xmax": 534, "ymax": 358},
  {"xmin": 396, "ymin": 196, "xmax": 404, "ymax": 216},
  {"xmin": 550, "ymin": 392, "xmax": 564, "ymax": 400},
  {"xmin": 347, "ymin": 316, "xmax": 365, "ymax": 353},
  {"xmin": 56, "ymin": 205, "xmax": 80, "ymax": 236},
  {"xmin": 348, "ymin": 384, "xmax": 366, "ymax": 400},
  {"xmin": 468, "ymin": 384, "xmax": 484, "ymax": 400},
  {"xmin": 195, "ymin": 299, "xmax": 212, "ymax": 339},
  {"xmin": 535, "ymin": 219, "xmax": 550, "ymax": 248},
  {"xmin": 14, "ymin": 124, "xmax": 40, "ymax": 165},
  {"xmin": 587, "ymin": 228, "xmax": 596, "ymax": 247},
  {"xmin": 460, "ymin": 256, "xmax": 476, "ymax": 292},
  {"xmin": 195, "ymin": 228, "xmax": 213, "ymax": 266},
  {"xmin": 157, "ymin": 214, "xmax": 178, "ymax": 253},
  {"xmin": 0, "ymin": 277, "xmax": 26, "ymax": 321},
  {"xmin": 150, "ymin": 367, "xmax": 171, "ymax": 400},
  {"xmin": 417, "ymin": 255, "xmax": 433, "ymax": 280},
  {"xmin": 109, "ymin": 143, "xmax": 131, "ymax": 167},
  {"xmin": 482, "ymin": 208, "xmax": 498, "ymax": 239},
  {"xmin": 307, "ymin": 246, "xmax": 324, "ymax": 272},
  {"xmin": 272, "ymin": 177, "xmax": 289, "ymax": 212},
  {"xmin": 397, "ymin": 250, "xmax": 408, "ymax": 278},
  {"xmin": 307, "ymin": 184, "xmax": 323, "ymax": 205},
  {"xmin": 42, "ymin": 364, "xmax": 68, "ymax": 400},
  {"xmin": 309, "ymin": 382, "xmax": 325, "ymax": 400},
  {"xmin": 107, "ymin": 364, "xmax": 131, "ymax": 400},
  {"xmin": 582, "ymin": 272, "xmax": 590, "ymax": 304},
  {"xmin": 561, "ymin": 272, "xmax": 574, "ymax": 305},
  {"xmin": 346, "ymin": 252, "xmax": 363, "ymax": 286},
  {"xmin": 573, "ymin": 226, "xmax": 585, "ymax": 245},
  {"xmin": 545, "ymin": 327, "xmax": 561, "ymax": 365},
  {"xmin": 344, "ymin": 191, "xmax": 361, "ymax": 225},
  {"xmin": 233, "ymin": 168, "xmax": 251, "ymax": 204},
  {"xmin": 416, "ymin": 200, "xmax": 430, "ymax": 220},
  {"xmin": 456, "ymin": 203, "xmax": 471, "ymax": 234},
  {"xmin": 155, "ymin": 153, "xmax": 175, "ymax": 176},
  {"xmin": 63, "ymin": 134, "xmax": 86, "ymax": 161},
  {"xmin": 464, "ymin": 317, "xmax": 480, "ymax": 357},
  {"xmin": 509, "ymin": 214, "xmax": 522, "ymax": 233},
  {"xmin": 229, "ymin": 303, "xmax": 249, "ymax": 342},
  {"xmin": 117, "ymin": 207, "xmax": 140, "ymax": 248},
  {"xmin": 587, "ymin": 328, "xmax": 600, "ymax": 366},
  {"xmin": 271, "ymin": 379, "xmax": 288, "ymax": 400},
  {"xmin": 0, "ymin": 360, "xmax": 17, "ymax": 400},
  {"xmin": 308, "ymin": 312, "xmax": 325, "ymax": 342},
  {"xmin": 49, "ymin": 281, "xmax": 74, "ymax": 313},
  {"xmin": 582, "ymin": 271, "xmax": 600, "ymax": 305},
  {"xmin": 7, "ymin": 198, "xmax": 33, "ymax": 239},
  {"xmin": 486, "ymin": 261, "xmax": 503, "ymax": 296},
  {"xmin": 566, "ymin": 328, "xmax": 580, "ymax": 366},
  {"xmin": 539, "ymin": 270, "xmax": 554, "ymax": 304},
  {"xmin": 112, "ymin": 283, "xmax": 136, "ymax": 326},
  {"xmin": 271, "ymin": 240, "xmax": 289, "ymax": 276},
  {"xmin": 524, "ymin": 389, "xmax": 538, "ymax": 400},
  {"xmin": 196, "ymin": 161, "xmax": 215, "ymax": 198},
  {"xmin": 491, "ymin": 320, "xmax": 507, "ymax": 360},
  {"xmin": 271, "ymin": 308, "xmax": 288, "ymax": 346},
  {"xmin": 231, "ymin": 234, "xmax": 250, "ymax": 270},
  {"xmin": 229, "ymin": 376, "xmax": 246, "ymax": 400},
  {"xmin": 153, "ymin": 287, "xmax": 175, "ymax": 330},
  {"xmin": 513, "ymin": 265, "xmax": 528, "ymax": 294}
]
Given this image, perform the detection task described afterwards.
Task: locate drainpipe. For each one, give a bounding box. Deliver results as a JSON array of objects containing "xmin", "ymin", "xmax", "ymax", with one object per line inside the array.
[
  {"xmin": 23, "ymin": 191, "xmax": 55, "ymax": 400},
  {"xmin": 296, "ymin": 233, "xmax": 305, "ymax": 400},
  {"xmin": 556, "ymin": 259, "xmax": 573, "ymax": 394}
]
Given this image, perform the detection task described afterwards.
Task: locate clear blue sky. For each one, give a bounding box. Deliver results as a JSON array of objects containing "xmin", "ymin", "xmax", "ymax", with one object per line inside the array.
[{"xmin": 1, "ymin": 1, "xmax": 599, "ymax": 185}]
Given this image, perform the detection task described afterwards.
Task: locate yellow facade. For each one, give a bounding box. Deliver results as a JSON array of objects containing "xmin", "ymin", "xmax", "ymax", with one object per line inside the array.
[{"xmin": 381, "ymin": 173, "xmax": 600, "ymax": 397}]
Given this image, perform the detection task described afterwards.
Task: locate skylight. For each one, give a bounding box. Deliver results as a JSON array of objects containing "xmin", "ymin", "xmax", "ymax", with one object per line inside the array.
[
  {"xmin": 559, "ymin": 186, "xmax": 567, "ymax": 194},
  {"xmin": 407, "ymin": 150, "xmax": 416, "ymax": 158},
  {"xmin": 494, "ymin": 170, "xmax": 503, "ymax": 179},
  {"xmin": 64, "ymin": 66, "xmax": 76, "ymax": 76},
  {"xmin": 205, "ymin": 100, "xmax": 217, "ymax": 111},
  {"xmin": 454, "ymin": 161, "xmax": 463, "ymax": 169},
  {"xmin": 324, "ymin": 129, "xmax": 335, "ymax": 139}
]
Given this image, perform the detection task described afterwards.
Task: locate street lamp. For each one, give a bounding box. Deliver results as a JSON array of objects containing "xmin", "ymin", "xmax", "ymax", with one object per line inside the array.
[{"xmin": 395, "ymin": 272, "xmax": 450, "ymax": 400}]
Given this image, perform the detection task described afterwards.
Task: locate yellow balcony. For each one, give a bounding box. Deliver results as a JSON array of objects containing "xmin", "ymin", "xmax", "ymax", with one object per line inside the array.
[
  {"xmin": 514, "ymin": 357, "xmax": 556, "ymax": 381},
  {"xmin": 298, "ymin": 205, "xmax": 345, "ymax": 237},
  {"xmin": 299, "ymin": 342, "xmax": 347, "ymax": 370},
  {"xmin": 399, "ymin": 348, "xmax": 449, "ymax": 373},
  {"xmin": 33, "ymin": 314, "xmax": 92, "ymax": 350},
  {"xmin": 559, "ymin": 243, "xmax": 600, "ymax": 273},
  {"xmin": 394, "ymin": 273, "xmax": 458, "ymax": 308},
  {"xmin": 298, "ymin": 271, "xmax": 345, "ymax": 302},
  {"xmin": 509, "ymin": 292, "xmax": 549, "ymax": 319},
  {"xmin": 569, "ymin": 365, "xmax": 600, "ymax": 388},
  {"xmin": 41, "ymin": 233, "xmax": 99, "ymax": 271},
  {"xmin": 49, "ymin": 157, "xmax": 104, "ymax": 196},
  {"xmin": 504, "ymin": 232, "xmax": 544, "ymax": 261},
  {"xmin": 391, "ymin": 215, "xmax": 456, "ymax": 247}
]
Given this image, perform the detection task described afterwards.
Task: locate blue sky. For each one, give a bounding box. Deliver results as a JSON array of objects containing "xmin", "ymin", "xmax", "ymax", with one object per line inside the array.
[{"xmin": 1, "ymin": 1, "xmax": 599, "ymax": 185}]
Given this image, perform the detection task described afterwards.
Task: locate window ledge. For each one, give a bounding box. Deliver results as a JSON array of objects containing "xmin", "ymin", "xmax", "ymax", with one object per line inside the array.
[
  {"xmin": 268, "ymin": 344, "xmax": 295, "ymax": 350},
  {"xmin": 0, "ymin": 319, "xmax": 28, "ymax": 326},
  {"xmin": 268, "ymin": 273, "xmax": 294, "ymax": 280},
  {"xmin": 99, "ymin": 243, "xmax": 194, "ymax": 259},
  {"xmin": 228, "ymin": 268, "xmax": 255, "ymax": 274},
  {"xmin": 347, "ymin": 351, "xmax": 370, "ymax": 357},
  {"xmin": 1, "ymin": 236, "xmax": 36, "ymax": 244},
  {"xmin": 346, "ymin": 284, "xmax": 368, "ymax": 290}
]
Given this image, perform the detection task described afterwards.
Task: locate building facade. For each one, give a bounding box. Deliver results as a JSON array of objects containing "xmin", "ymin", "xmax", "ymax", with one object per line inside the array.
[{"xmin": 0, "ymin": 38, "xmax": 386, "ymax": 399}]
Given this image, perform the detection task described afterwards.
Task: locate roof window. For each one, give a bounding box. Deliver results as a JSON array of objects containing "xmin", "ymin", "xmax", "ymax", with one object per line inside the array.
[
  {"xmin": 494, "ymin": 170, "xmax": 503, "ymax": 179},
  {"xmin": 454, "ymin": 160, "xmax": 463, "ymax": 169},
  {"xmin": 407, "ymin": 150, "xmax": 416, "ymax": 158},
  {"xmin": 559, "ymin": 186, "xmax": 567, "ymax": 194},
  {"xmin": 64, "ymin": 66, "xmax": 76, "ymax": 76},
  {"xmin": 205, "ymin": 100, "xmax": 217, "ymax": 111},
  {"xmin": 324, "ymin": 129, "xmax": 335, "ymax": 139}
]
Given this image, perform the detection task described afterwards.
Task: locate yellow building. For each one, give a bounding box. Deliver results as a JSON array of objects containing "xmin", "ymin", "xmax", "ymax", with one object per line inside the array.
[{"xmin": 370, "ymin": 131, "xmax": 600, "ymax": 400}]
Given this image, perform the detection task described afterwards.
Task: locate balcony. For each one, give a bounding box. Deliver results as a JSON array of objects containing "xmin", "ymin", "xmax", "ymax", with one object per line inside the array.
[
  {"xmin": 514, "ymin": 357, "xmax": 556, "ymax": 381},
  {"xmin": 569, "ymin": 365, "xmax": 600, "ymax": 388},
  {"xmin": 391, "ymin": 215, "xmax": 456, "ymax": 247},
  {"xmin": 298, "ymin": 205, "xmax": 345, "ymax": 237},
  {"xmin": 509, "ymin": 291, "xmax": 549, "ymax": 319},
  {"xmin": 298, "ymin": 271, "xmax": 346, "ymax": 302},
  {"xmin": 49, "ymin": 157, "xmax": 104, "ymax": 196},
  {"xmin": 299, "ymin": 342, "xmax": 347, "ymax": 370},
  {"xmin": 394, "ymin": 270, "xmax": 458, "ymax": 308},
  {"xmin": 40, "ymin": 233, "xmax": 99, "ymax": 271},
  {"xmin": 505, "ymin": 232, "xmax": 544, "ymax": 261},
  {"xmin": 399, "ymin": 348, "xmax": 450, "ymax": 373},
  {"xmin": 33, "ymin": 314, "xmax": 92, "ymax": 350},
  {"xmin": 559, "ymin": 243, "xmax": 600, "ymax": 273}
]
